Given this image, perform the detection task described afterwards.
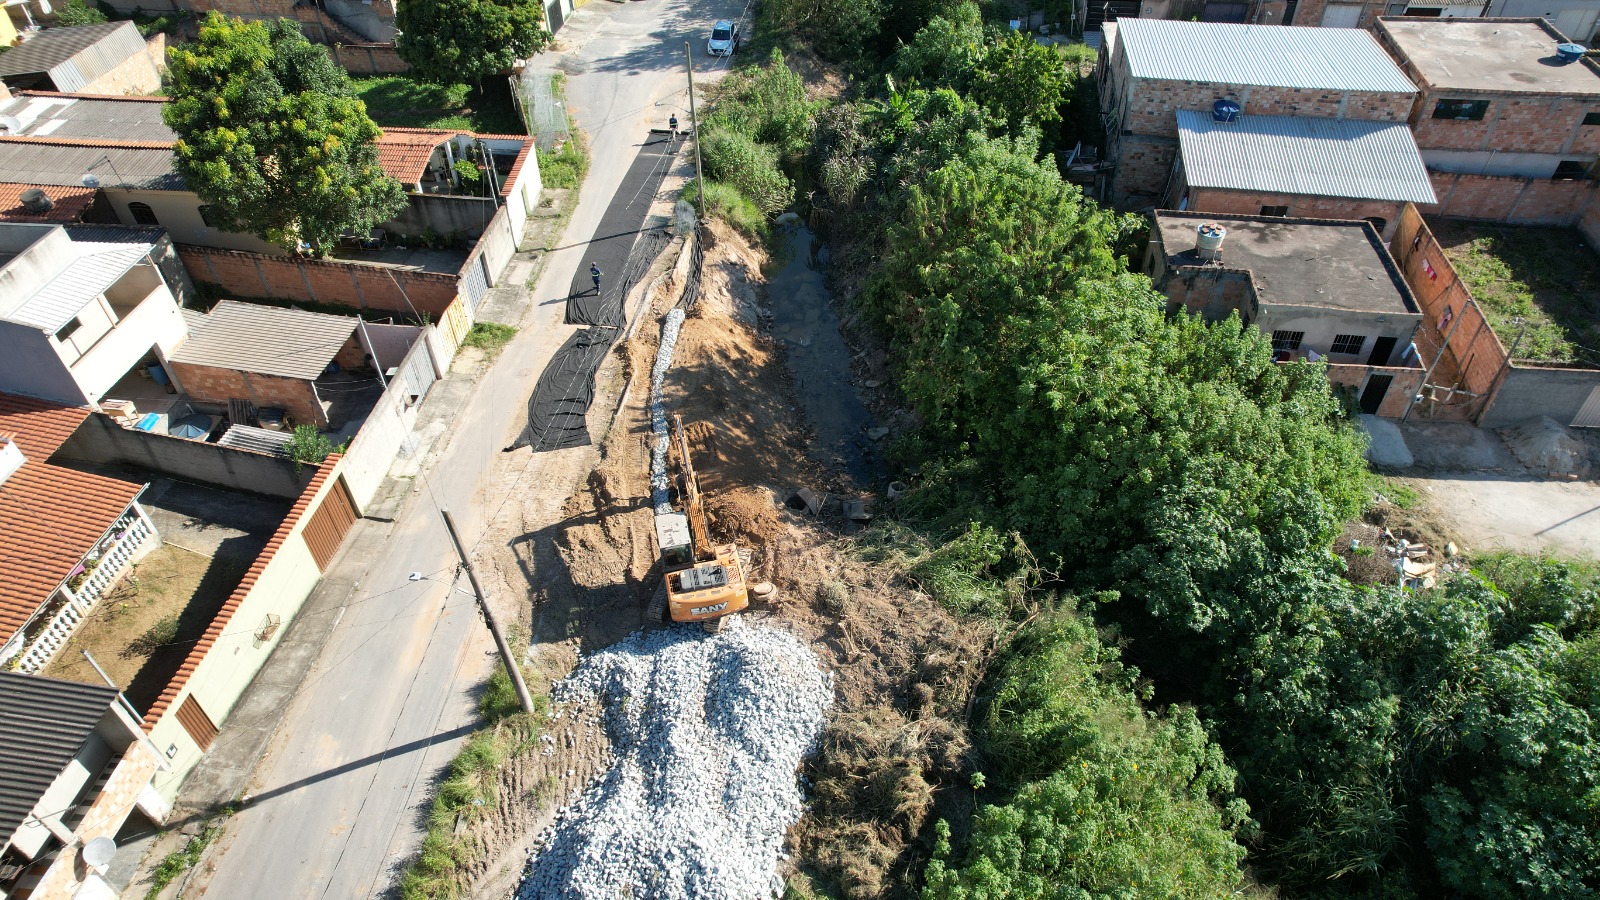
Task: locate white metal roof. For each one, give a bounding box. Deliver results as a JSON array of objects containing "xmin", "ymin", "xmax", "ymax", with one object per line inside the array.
[
  {"xmin": 1115, "ymin": 19, "xmax": 1418, "ymax": 93},
  {"xmin": 1176, "ymin": 110, "xmax": 1438, "ymax": 204},
  {"xmin": 1, "ymin": 226, "xmax": 160, "ymax": 331},
  {"xmin": 172, "ymin": 300, "xmax": 358, "ymax": 381}
]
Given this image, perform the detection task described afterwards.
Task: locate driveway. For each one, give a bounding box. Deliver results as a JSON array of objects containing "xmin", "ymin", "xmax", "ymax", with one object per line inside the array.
[
  {"xmin": 185, "ymin": 0, "xmax": 746, "ymax": 897},
  {"xmin": 1411, "ymin": 473, "xmax": 1600, "ymax": 559}
]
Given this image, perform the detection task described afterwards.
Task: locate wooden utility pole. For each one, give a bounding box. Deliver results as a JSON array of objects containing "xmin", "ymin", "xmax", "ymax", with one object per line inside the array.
[
  {"xmin": 1401, "ymin": 300, "xmax": 1470, "ymax": 424},
  {"xmin": 685, "ymin": 42, "xmax": 706, "ymax": 216},
  {"xmin": 441, "ymin": 509, "xmax": 534, "ymax": 713}
]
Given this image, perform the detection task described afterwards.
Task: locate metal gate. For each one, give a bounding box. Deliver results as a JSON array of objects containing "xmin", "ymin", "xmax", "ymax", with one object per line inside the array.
[
  {"xmin": 461, "ymin": 252, "xmax": 490, "ymax": 315},
  {"xmin": 1571, "ymin": 385, "xmax": 1600, "ymax": 428},
  {"xmin": 176, "ymin": 695, "xmax": 219, "ymax": 751},
  {"xmin": 1321, "ymin": 3, "xmax": 1363, "ymax": 25},
  {"xmin": 303, "ymin": 476, "xmax": 359, "ymax": 571}
]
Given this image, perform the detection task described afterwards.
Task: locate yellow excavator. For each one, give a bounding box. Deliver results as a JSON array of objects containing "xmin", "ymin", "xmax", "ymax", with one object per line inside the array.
[{"xmin": 652, "ymin": 415, "xmax": 748, "ymax": 628}]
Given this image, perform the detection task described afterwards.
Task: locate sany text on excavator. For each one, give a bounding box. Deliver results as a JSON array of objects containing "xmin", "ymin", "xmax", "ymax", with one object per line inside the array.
[{"xmin": 652, "ymin": 415, "xmax": 749, "ymax": 628}]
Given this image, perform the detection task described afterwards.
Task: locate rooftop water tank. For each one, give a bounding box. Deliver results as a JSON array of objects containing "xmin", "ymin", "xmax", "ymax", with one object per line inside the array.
[
  {"xmin": 1196, "ymin": 222, "xmax": 1226, "ymax": 261},
  {"xmin": 1212, "ymin": 99, "xmax": 1241, "ymax": 123},
  {"xmin": 1558, "ymin": 42, "xmax": 1586, "ymax": 63}
]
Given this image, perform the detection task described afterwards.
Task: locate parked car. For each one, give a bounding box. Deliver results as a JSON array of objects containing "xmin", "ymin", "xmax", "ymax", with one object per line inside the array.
[{"xmin": 707, "ymin": 20, "xmax": 739, "ymax": 56}]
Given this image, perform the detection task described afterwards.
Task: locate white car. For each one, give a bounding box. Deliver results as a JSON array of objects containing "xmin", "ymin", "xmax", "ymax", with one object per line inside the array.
[{"xmin": 707, "ymin": 20, "xmax": 739, "ymax": 56}]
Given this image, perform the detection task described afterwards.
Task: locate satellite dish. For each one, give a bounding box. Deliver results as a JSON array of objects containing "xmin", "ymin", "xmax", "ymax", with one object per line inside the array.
[
  {"xmin": 81, "ymin": 173, "xmax": 102, "ymax": 189},
  {"xmin": 0, "ymin": 116, "xmax": 21, "ymax": 135},
  {"xmin": 81, "ymin": 836, "xmax": 116, "ymax": 868}
]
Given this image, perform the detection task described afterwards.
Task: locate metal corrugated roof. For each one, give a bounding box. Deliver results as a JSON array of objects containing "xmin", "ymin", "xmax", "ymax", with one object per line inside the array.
[
  {"xmin": 0, "ymin": 22, "xmax": 137, "ymax": 79},
  {"xmin": 0, "ymin": 671, "xmax": 116, "ymax": 847},
  {"xmin": 1176, "ymin": 110, "xmax": 1438, "ymax": 204},
  {"xmin": 0, "ymin": 95, "xmax": 177, "ymax": 142},
  {"xmin": 0, "ymin": 140, "xmax": 182, "ymax": 190},
  {"xmin": 172, "ymin": 300, "xmax": 358, "ymax": 381},
  {"xmin": 217, "ymin": 424, "xmax": 292, "ymax": 456},
  {"xmin": 1115, "ymin": 20, "xmax": 1417, "ymax": 92},
  {"xmin": 1, "ymin": 224, "xmax": 163, "ymax": 331}
]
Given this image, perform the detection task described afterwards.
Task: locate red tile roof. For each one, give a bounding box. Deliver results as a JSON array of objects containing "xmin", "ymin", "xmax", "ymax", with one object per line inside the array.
[
  {"xmin": 0, "ymin": 135, "xmax": 175, "ymax": 150},
  {"xmin": 16, "ymin": 90, "xmax": 171, "ymax": 102},
  {"xmin": 0, "ymin": 182, "xmax": 96, "ymax": 222},
  {"xmin": 499, "ymin": 141, "xmax": 533, "ymax": 198},
  {"xmin": 375, "ymin": 130, "xmax": 452, "ymax": 184},
  {"xmin": 142, "ymin": 456, "xmax": 343, "ymax": 731},
  {"xmin": 0, "ymin": 394, "xmax": 142, "ymax": 641}
]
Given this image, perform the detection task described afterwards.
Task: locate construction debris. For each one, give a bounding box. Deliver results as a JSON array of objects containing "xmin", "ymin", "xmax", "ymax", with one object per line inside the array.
[{"xmin": 516, "ymin": 621, "xmax": 833, "ymax": 900}]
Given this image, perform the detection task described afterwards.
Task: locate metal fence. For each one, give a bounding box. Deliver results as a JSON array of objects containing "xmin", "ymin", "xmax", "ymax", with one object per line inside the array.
[{"xmin": 517, "ymin": 71, "xmax": 571, "ymax": 151}]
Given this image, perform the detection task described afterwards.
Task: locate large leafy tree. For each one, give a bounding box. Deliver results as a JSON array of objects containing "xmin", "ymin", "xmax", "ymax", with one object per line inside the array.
[
  {"xmin": 164, "ymin": 14, "xmax": 406, "ymax": 253},
  {"xmin": 396, "ymin": 0, "xmax": 550, "ymax": 87}
]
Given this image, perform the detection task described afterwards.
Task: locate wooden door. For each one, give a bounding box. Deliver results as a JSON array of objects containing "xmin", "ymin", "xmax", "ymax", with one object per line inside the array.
[{"xmin": 176, "ymin": 696, "xmax": 218, "ymax": 751}]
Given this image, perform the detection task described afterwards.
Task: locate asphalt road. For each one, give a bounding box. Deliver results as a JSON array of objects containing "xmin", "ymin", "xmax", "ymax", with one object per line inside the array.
[{"xmin": 192, "ymin": 0, "xmax": 745, "ymax": 896}]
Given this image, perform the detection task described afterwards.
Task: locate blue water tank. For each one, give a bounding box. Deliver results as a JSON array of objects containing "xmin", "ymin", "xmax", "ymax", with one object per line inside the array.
[
  {"xmin": 1558, "ymin": 42, "xmax": 1586, "ymax": 62},
  {"xmin": 1213, "ymin": 99, "xmax": 1242, "ymax": 123}
]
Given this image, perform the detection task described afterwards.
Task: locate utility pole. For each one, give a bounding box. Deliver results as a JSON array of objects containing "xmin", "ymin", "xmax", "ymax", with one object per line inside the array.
[
  {"xmin": 1401, "ymin": 300, "xmax": 1470, "ymax": 424},
  {"xmin": 441, "ymin": 509, "xmax": 535, "ymax": 713},
  {"xmin": 685, "ymin": 42, "xmax": 706, "ymax": 217}
]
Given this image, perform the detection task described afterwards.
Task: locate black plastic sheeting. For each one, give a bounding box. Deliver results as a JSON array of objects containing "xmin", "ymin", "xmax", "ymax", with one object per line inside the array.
[
  {"xmin": 506, "ymin": 327, "xmax": 614, "ymax": 452},
  {"xmin": 565, "ymin": 134, "xmax": 677, "ymax": 325}
]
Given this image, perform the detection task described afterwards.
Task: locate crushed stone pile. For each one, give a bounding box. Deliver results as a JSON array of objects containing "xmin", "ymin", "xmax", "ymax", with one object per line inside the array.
[
  {"xmin": 1499, "ymin": 415, "xmax": 1590, "ymax": 478},
  {"xmin": 516, "ymin": 620, "xmax": 833, "ymax": 900},
  {"xmin": 650, "ymin": 307, "xmax": 687, "ymax": 514}
]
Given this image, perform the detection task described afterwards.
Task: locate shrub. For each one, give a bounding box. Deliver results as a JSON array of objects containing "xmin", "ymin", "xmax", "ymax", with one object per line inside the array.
[
  {"xmin": 700, "ymin": 129, "xmax": 794, "ymax": 215},
  {"xmin": 55, "ymin": 0, "xmax": 107, "ymax": 26},
  {"xmin": 684, "ymin": 179, "xmax": 767, "ymax": 239},
  {"xmin": 285, "ymin": 424, "xmax": 339, "ymax": 472},
  {"xmin": 537, "ymin": 135, "xmax": 589, "ymax": 190}
]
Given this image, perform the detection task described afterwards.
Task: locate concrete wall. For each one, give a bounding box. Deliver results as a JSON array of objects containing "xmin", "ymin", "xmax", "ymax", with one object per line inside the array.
[
  {"xmin": 1186, "ymin": 187, "xmax": 1405, "ymax": 239},
  {"xmin": 387, "ymin": 194, "xmax": 501, "ymax": 241},
  {"xmin": 144, "ymin": 457, "xmax": 350, "ymax": 802},
  {"xmin": 0, "ymin": 320, "xmax": 80, "ymax": 404},
  {"xmin": 333, "ymin": 42, "xmax": 408, "ymax": 75},
  {"xmin": 339, "ymin": 328, "xmax": 438, "ymax": 507},
  {"xmin": 176, "ymin": 245, "xmax": 460, "ymax": 315},
  {"xmin": 55, "ymin": 411, "xmax": 312, "ymax": 498},
  {"xmin": 1155, "ymin": 266, "xmax": 1258, "ymax": 322},
  {"xmin": 168, "ymin": 362, "xmax": 329, "ymax": 428},
  {"xmin": 1254, "ymin": 303, "xmax": 1423, "ymax": 363},
  {"xmin": 1422, "ymin": 170, "xmax": 1600, "ymax": 224},
  {"xmin": 104, "ymin": 188, "xmax": 284, "ymax": 256},
  {"xmin": 1481, "ymin": 364, "xmax": 1600, "ymax": 427},
  {"xmin": 67, "ymin": 278, "xmax": 188, "ymax": 403}
]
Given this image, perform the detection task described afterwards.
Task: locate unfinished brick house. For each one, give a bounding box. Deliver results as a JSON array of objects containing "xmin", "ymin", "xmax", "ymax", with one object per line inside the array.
[
  {"xmin": 1145, "ymin": 211, "xmax": 1426, "ymax": 416},
  {"xmin": 1097, "ymin": 19, "xmax": 1418, "ymax": 210},
  {"xmin": 1376, "ymin": 17, "xmax": 1600, "ymax": 225},
  {"xmin": 1162, "ymin": 108, "xmax": 1436, "ymax": 238}
]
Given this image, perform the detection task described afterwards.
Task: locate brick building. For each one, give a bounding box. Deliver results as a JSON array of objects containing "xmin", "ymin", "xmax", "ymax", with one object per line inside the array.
[
  {"xmin": 1146, "ymin": 211, "xmax": 1426, "ymax": 415},
  {"xmin": 1164, "ymin": 109, "xmax": 1435, "ymax": 237},
  {"xmin": 168, "ymin": 301, "xmax": 369, "ymax": 429},
  {"xmin": 1098, "ymin": 19, "xmax": 1418, "ymax": 209},
  {"xmin": 1376, "ymin": 17, "xmax": 1600, "ymax": 224}
]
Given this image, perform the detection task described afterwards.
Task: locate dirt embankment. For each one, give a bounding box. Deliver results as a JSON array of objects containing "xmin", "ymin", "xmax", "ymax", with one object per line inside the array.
[{"xmin": 463, "ymin": 220, "xmax": 992, "ymax": 899}]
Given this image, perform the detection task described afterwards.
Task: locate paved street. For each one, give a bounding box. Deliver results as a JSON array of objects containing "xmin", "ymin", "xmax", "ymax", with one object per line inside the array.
[{"xmin": 189, "ymin": 0, "xmax": 744, "ymax": 895}]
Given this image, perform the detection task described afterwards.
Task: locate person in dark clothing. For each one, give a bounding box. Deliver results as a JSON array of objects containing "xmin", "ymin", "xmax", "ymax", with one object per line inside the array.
[
  {"xmin": 590, "ymin": 262, "xmax": 602, "ymax": 294},
  {"xmin": 669, "ymin": 114, "xmax": 679, "ymax": 138}
]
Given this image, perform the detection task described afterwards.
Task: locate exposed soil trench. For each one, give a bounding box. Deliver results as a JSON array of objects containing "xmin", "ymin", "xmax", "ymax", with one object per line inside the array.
[{"xmin": 461, "ymin": 220, "xmax": 992, "ymax": 899}]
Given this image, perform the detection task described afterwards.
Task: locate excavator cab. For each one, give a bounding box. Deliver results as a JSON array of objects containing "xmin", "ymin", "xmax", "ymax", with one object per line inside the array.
[{"xmin": 654, "ymin": 418, "xmax": 750, "ymax": 626}]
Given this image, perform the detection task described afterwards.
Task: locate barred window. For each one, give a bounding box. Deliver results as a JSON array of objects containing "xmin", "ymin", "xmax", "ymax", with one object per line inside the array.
[
  {"xmin": 1272, "ymin": 330, "xmax": 1304, "ymax": 351},
  {"xmin": 1331, "ymin": 334, "xmax": 1367, "ymax": 355}
]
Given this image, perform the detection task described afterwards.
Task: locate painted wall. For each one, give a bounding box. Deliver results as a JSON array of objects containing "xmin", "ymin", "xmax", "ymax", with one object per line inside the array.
[
  {"xmin": 103, "ymin": 188, "xmax": 285, "ymax": 256},
  {"xmin": 0, "ymin": 320, "xmax": 84, "ymax": 404},
  {"xmin": 145, "ymin": 459, "xmax": 350, "ymax": 802},
  {"xmin": 55, "ymin": 412, "xmax": 313, "ymax": 498},
  {"xmin": 65, "ymin": 277, "xmax": 187, "ymax": 404},
  {"xmin": 1254, "ymin": 304, "xmax": 1422, "ymax": 362},
  {"xmin": 339, "ymin": 330, "xmax": 437, "ymax": 507}
]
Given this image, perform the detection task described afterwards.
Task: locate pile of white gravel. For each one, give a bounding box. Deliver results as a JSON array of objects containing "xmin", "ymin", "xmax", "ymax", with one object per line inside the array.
[{"xmin": 516, "ymin": 620, "xmax": 833, "ymax": 900}]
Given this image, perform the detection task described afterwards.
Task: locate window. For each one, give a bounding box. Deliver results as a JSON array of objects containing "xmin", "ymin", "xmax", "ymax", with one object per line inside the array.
[
  {"xmin": 1584, "ymin": 112, "xmax": 1600, "ymax": 126},
  {"xmin": 1432, "ymin": 99, "xmax": 1489, "ymax": 121},
  {"xmin": 197, "ymin": 204, "xmax": 219, "ymax": 227},
  {"xmin": 1364, "ymin": 216, "xmax": 1388, "ymax": 234},
  {"xmin": 1259, "ymin": 205, "xmax": 1289, "ymax": 217},
  {"xmin": 1554, "ymin": 160, "xmax": 1589, "ymax": 181},
  {"xmin": 127, "ymin": 202, "xmax": 159, "ymax": 225},
  {"xmin": 1272, "ymin": 330, "xmax": 1304, "ymax": 351},
  {"xmin": 1331, "ymin": 334, "xmax": 1367, "ymax": 355},
  {"xmin": 54, "ymin": 318, "xmax": 81, "ymax": 343}
]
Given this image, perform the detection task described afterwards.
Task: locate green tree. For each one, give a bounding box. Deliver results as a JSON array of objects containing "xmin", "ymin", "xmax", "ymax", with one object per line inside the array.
[
  {"xmin": 396, "ymin": 0, "xmax": 550, "ymax": 87},
  {"xmin": 969, "ymin": 29, "xmax": 1069, "ymax": 133},
  {"xmin": 54, "ymin": 0, "xmax": 108, "ymax": 26},
  {"xmin": 164, "ymin": 14, "xmax": 407, "ymax": 253}
]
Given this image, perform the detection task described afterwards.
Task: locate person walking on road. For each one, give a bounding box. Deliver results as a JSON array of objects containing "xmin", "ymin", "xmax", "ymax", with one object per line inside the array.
[
  {"xmin": 591, "ymin": 262, "xmax": 602, "ymax": 294},
  {"xmin": 669, "ymin": 114, "xmax": 679, "ymax": 140}
]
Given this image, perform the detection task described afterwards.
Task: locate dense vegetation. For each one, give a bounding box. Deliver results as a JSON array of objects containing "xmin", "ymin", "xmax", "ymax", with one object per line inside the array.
[
  {"xmin": 164, "ymin": 14, "xmax": 407, "ymax": 253},
  {"xmin": 711, "ymin": 4, "xmax": 1600, "ymax": 897}
]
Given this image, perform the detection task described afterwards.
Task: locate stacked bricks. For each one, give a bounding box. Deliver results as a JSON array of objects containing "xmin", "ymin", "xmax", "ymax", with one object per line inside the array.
[
  {"xmin": 1189, "ymin": 189, "xmax": 1403, "ymax": 235},
  {"xmin": 1423, "ymin": 171, "xmax": 1599, "ymax": 225},
  {"xmin": 1121, "ymin": 83, "xmax": 1414, "ymax": 137},
  {"xmin": 1410, "ymin": 95, "xmax": 1600, "ymax": 153}
]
